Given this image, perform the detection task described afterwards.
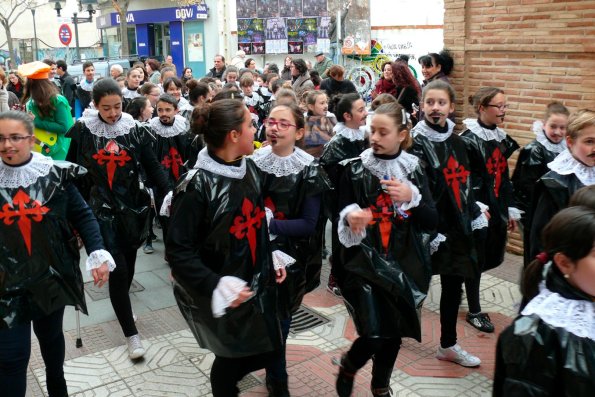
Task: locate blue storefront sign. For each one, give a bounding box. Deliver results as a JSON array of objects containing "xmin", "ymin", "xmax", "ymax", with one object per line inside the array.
[{"xmin": 96, "ymin": 5, "xmax": 208, "ymax": 29}]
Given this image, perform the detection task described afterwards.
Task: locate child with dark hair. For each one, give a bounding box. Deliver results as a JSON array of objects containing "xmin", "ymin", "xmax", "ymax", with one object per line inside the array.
[
  {"xmin": 334, "ymin": 102, "xmax": 437, "ymax": 396},
  {"xmin": 529, "ymin": 109, "xmax": 595, "ymax": 260},
  {"xmin": 166, "ymin": 99, "xmax": 286, "ymax": 397},
  {"xmin": 252, "ymin": 103, "xmax": 331, "ymax": 396},
  {"xmin": 240, "ymin": 75, "xmax": 265, "ymax": 125},
  {"xmin": 411, "ymin": 80, "xmax": 487, "ymax": 367},
  {"xmin": 66, "ymin": 78, "xmax": 169, "ymax": 360},
  {"xmin": 461, "ymin": 87, "xmax": 521, "ymax": 334},
  {"xmin": 494, "ymin": 206, "xmax": 595, "ymax": 397},
  {"xmin": 511, "ymin": 102, "xmax": 570, "ymax": 265}
]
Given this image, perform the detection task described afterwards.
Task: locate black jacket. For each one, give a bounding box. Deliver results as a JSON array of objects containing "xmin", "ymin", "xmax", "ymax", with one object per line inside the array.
[
  {"xmin": 59, "ymin": 72, "xmax": 76, "ymax": 116},
  {"xmin": 206, "ymin": 66, "xmax": 226, "ymax": 80}
]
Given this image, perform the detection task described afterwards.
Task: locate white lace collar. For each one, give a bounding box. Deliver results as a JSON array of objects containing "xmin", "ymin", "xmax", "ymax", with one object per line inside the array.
[
  {"xmin": 547, "ymin": 149, "xmax": 595, "ymax": 186},
  {"xmin": 463, "ymin": 118, "xmax": 507, "ymax": 142},
  {"xmin": 522, "ymin": 281, "xmax": 595, "ymax": 341},
  {"xmin": 80, "ymin": 111, "xmax": 135, "ymax": 139},
  {"xmin": 334, "ymin": 122, "xmax": 366, "ymax": 142},
  {"xmin": 532, "ymin": 120, "xmax": 567, "ymax": 154},
  {"xmin": 122, "ymin": 87, "xmax": 140, "ymax": 99},
  {"xmin": 0, "ymin": 152, "xmax": 53, "ymax": 188},
  {"xmin": 411, "ymin": 119, "xmax": 455, "ymax": 142},
  {"xmin": 250, "ymin": 145, "xmax": 314, "ymax": 177},
  {"xmin": 360, "ymin": 148, "xmax": 419, "ymax": 181},
  {"xmin": 178, "ymin": 97, "xmax": 190, "ymax": 109},
  {"xmin": 193, "ymin": 147, "xmax": 246, "ymax": 179},
  {"xmin": 149, "ymin": 115, "xmax": 188, "ymax": 138}
]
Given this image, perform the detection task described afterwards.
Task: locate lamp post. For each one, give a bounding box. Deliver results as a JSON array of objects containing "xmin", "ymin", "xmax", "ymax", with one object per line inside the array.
[
  {"xmin": 30, "ymin": 8, "xmax": 38, "ymax": 61},
  {"xmin": 54, "ymin": 1, "xmax": 96, "ymax": 61}
]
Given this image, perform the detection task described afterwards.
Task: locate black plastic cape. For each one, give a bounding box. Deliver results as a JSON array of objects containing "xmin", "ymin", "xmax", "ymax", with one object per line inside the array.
[
  {"xmin": 259, "ymin": 163, "xmax": 332, "ymax": 318},
  {"xmin": 0, "ymin": 162, "xmax": 87, "ymax": 328},
  {"xmin": 461, "ymin": 129, "xmax": 519, "ymax": 270},
  {"xmin": 510, "ymin": 139, "xmax": 559, "ymax": 265},
  {"xmin": 335, "ymin": 157, "xmax": 436, "ymax": 341},
  {"xmin": 66, "ymin": 120, "xmax": 168, "ymax": 252},
  {"xmin": 493, "ymin": 267, "xmax": 595, "ymax": 396},
  {"xmin": 166, "ymin": 159, "xmax": 282, "ymax": 358},
  {"xmin": 411, "ymin": 133, "xmax": 481, "ymax": 279},
  {"xmin": 528, "ymin": 171, "xmax": 585, "ymax": 260}
]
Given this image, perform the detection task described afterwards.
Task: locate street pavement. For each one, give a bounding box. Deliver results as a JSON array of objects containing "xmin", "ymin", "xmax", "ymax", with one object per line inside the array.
[{"xmin": 26, "ymin": 227, "xmax": 523, "ymax": 397}]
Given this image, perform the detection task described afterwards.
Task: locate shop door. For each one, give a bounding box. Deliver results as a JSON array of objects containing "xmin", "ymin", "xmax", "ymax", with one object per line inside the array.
[{"xmin": 153, "ymin": 23, "xmax": 171, "ymax": 59}]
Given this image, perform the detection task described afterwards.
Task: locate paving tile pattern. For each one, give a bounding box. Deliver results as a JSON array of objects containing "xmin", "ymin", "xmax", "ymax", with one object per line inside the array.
[{"xmin": 26, "ymin": 231, "xmax": 523, "ymax": 397}]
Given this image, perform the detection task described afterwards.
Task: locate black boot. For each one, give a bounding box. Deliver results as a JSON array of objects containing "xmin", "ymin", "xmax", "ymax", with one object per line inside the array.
[
  {"xmin": 334, "ymin": 354, "xmax": 357, "ymax": 397},
  {"xmin": 370, "ymin": 360, "xmax": 393, "ymax": 397},
  {"xmin": 266, "ymin": 376, "xmax": 290, "ymax": 397}
]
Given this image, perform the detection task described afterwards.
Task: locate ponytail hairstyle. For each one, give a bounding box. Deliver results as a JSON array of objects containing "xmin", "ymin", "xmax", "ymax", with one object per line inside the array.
[
  {"xmin": 92, "ymin": 78, "xmax": 123, "ymax": 105},
  {"xmin": 370, "ymin": 93, "xmax": 397, "ymax": 111},
  {"xmin": 418, "ymin": 49, "xmax": 454, "ymax": 77},
  {"xmin": 468, "ymin": 87, "xmax": 504, "ymax": 115},
  {"xmin": 544, "ymin": 101, "xmax": 569, "ymax": 120},
  {"xmin": 190, "ymin": 99, "xmax": 247, "ymax": 149},
  {"xmin": 422, "ymin": 80, "xmax": 456, "ymax": 103},
  {"xmin": 333, "ymin": 93, "xmax": 362, "ymax": 122},
  {"xmin": 568, "ymin": 185, "xmax": 595, "ymax": 210},
  {"xmin": 373, "ymin": 102, "xmax": 413, "ymax": 150},
  {"xmin": 566, "ymin": 108, "xmax": 595, "ymax": 141},
  {"xmin": 521, "ymin": 206, "xmax": 595, "ymax": 301},
  {"xmin": 186, "ymin": 79, "xmax": 210, "ymax": 105},
  {"xmin": 125, "ymin": 96, "xmax": 151, "ymax": 120}
]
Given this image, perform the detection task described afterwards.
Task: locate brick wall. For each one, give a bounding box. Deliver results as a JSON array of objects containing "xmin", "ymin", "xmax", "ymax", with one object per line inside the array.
[{"xmin": 444, "ymin": 0, "xmax": 595, "ymax": 254}]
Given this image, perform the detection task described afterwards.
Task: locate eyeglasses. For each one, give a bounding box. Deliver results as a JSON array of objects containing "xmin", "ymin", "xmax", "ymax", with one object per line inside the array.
[
  {"xmin": 0, "ymin": 135, "xmax": 32, "ymax": 144},
  {"xmin": 486, "ymin": 104, "xmax": 509, "ymax": 111},
  {"xmin": 264, "ymin": 119, "xmax": 296, "ymax": 131}
]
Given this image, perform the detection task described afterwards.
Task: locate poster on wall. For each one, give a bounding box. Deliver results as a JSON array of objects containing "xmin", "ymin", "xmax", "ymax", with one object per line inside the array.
[
  {"xmin": 303, "ymin": 0, "xmax": 327, "ymax": 17},
  {"xmin": 341, "ymin": 18, "xmax": 371, "ymax": 55},
  {"xmin": 317, "ymin": 16, "xmax": 331, "ymax": 55},
  {"xmin": 236, "ymin": 0, "xmax": 257, "ymax": 19},
  {"xmin": 287, "ymin": 18, "xmax": 318, "ymax": 53},
  {"xmin": 237, "ymin": 18, "xmax": 265, "ymax": 55},
  {"xmin": 187, "ymin": 33, "xmax": 204, "ymax": 62},
  {"xmin": 257, "ymin": 0, "xmax": 280, "ymax": 18},
  {"xmin": 279, "ymin": 0, "xmax": 303, "ymax": 17},
  {"xmin": 265, "ymin": 18, "xmax": 288, "ymax": 54}
]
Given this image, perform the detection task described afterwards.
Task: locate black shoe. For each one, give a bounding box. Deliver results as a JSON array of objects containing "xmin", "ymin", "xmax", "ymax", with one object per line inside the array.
[
  {"xmin": 149, "ymin": 232, "xmax": 158, "ymax": 242},
  {"xmin": 333, "ymin": 355, "xmax": 356, "ymax": 397},
  {"xmin": 466, "ymin": 312, "xmax": 495, "ymax": 333},
  {"xmin": 327, "ymin": 274, "xmax": 342, "ymax": 297},
  {"xmin": 372, "ymin": 387, "xmax": 393, "ymax": 397},
  {"xmin": 265, "ymin": 377, "xmax": 290, "ymax": 397},
  {"xmin": 371, "ymin": 359, "xmax": 393, "ymax": 397}
]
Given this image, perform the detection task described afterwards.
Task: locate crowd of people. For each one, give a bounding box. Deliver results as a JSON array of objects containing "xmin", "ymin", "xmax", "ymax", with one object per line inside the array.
[{"xmin": 0, "ymin": 47, "xmax": 593, "ymax": 397}]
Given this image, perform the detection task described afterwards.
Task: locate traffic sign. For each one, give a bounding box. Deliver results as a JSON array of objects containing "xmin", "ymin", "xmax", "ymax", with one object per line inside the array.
[{"xmin": 58, "ymin": 24, "xmax": 72, "ymax": 46}]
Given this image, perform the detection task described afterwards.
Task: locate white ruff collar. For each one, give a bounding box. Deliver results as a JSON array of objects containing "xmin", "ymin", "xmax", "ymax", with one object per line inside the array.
[
  {"xmin": 122, "ymin": 87, "xmax": 140, "ymax": 99},
  {"xmin": 547, "ymin": 149, "xmax": 595, "ymax": 186},
  {"xmin": 411, "ymin": 119, "xmax": 455, "ymax": 142},
  {"xmin": 463, "ymin": 118, "xmax": 507, "ymax": 142},
  {"xmin": 334, "ymin": 122, "xmax": 366, "ymax": 142},
  {"xmin": 251, "ymin": 145, "xmax": 314, "ymax": 177},
  {"xmin": 193, "ymin": 147, "xmax": 246, "ymax": 179},
  {"xmin": 149, "ymin": 115, "xmax": 188, "ymax": 138},
  {"xmin": 0, "ymin": 152, "xmax": 53, "ymax": 188},
  {"xmin": 360, "ymin": 148, "xmax": 419, "ymax": 181},
  {"xmin": 522, "ymin": 282, "xmax": 595, "ymax": 341},
  {"xmin": 80, "ymin": 112, "xmax": 135, "ymax": 139},
  {"xmin": 532, "ymin": 120, "xmax": 567, "ymax": 154}
]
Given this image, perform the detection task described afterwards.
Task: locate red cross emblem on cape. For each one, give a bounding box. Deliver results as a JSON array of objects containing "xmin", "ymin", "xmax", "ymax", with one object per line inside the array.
[
  {"xmin": 229, "ymin": 198, "xmax": 266, "ymax": 265},
  {"xmin": 368, "ymin": 192, "xmax": 395, "ymax": 253},
  {"xmin": 443, "ymin": 155, "xmax": 470, "ymax": 211},
  {"xmin": 486, "ymin": 147, "xmax": 507, "ymax": 198},
  {"xmin": 161, "ymin": 147, "xmax": 184, "ymax": 180},
  {"xmin": 92, "ymin": 140, "xmax": 132, "ymax": 190},
  {"xmin": 0, "ymin": 189, "xmax": 50, "ymax": 255},
  {"xmin": 264, "ymin": 196, "xmax": 286, "ymax": 220}
]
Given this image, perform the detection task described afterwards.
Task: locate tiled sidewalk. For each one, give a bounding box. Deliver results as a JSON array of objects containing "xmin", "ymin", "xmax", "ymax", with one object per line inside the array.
[{"xmin": 26, "ymin": 235, "xmax": 523, "ymax": 397}]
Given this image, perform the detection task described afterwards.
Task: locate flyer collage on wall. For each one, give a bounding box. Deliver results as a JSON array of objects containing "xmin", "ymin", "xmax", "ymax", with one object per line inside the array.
[{"xmin": 236, "ymin": 0, "xmax": 331, "ymax": 55}]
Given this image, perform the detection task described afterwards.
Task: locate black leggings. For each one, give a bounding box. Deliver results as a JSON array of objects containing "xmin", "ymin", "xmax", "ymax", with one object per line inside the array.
[
  {"xmin": 345, "ymin": 336, "xmax": 401, "ymax": 374},
  {"xmin": 109, "ymin": 248, "xmax": 138, "ymax": 337},
  {"xmin": 210, "ymin": 352, "xmax": 274, "ymax": 397},
  {"xmin": 464, "ymin": 275, "xmax": 482, "ymax": 314},
  {"xmin": 440, "ymin": 274, "xmax": 466, "ymax": 348}
]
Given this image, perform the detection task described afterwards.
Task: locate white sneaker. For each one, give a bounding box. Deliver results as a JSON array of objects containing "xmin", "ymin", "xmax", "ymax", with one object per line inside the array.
[
  {"xmin": 132, "ymin": 312, "xmax": 137, "ymax": 323},
  {"xmin": 436, "ymin": 344, "xmax": 481, "ymax": 367},
  {"xmin": 127, "ymin": 334, "xmax": 146, "ymax": 359}
]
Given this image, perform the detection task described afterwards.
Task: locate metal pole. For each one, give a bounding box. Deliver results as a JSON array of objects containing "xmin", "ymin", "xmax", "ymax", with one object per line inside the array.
[
  {"xmin": 73, "ymin": 12, "xmax": 81, "ymax": 61},
  {"xmin": 31, "ymin": 9, "xmax": 38, "ymax": 61}
]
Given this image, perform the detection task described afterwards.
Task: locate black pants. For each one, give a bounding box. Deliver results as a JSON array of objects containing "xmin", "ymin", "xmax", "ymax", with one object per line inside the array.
[
  {"xmin": 210, "ymin": 352, "xmax": 274, "ymax": 397},
  {"xmin": 345, "ymin": 336, "xmax": 401, "ymax": 387},
  {"xmin": 0, "ymin": 307, "xmax": 67, "ymax": 397},
  {"xmin": 464, "ymin": 275, "xmax": 482, "ymax": 314},
  {"xmin": 440, "ymin": 274, "xmax": 466, "ymax": 348},
  {"xmin": 109, "ymin": 248, "xmax": 139, "ymax": 337}
]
